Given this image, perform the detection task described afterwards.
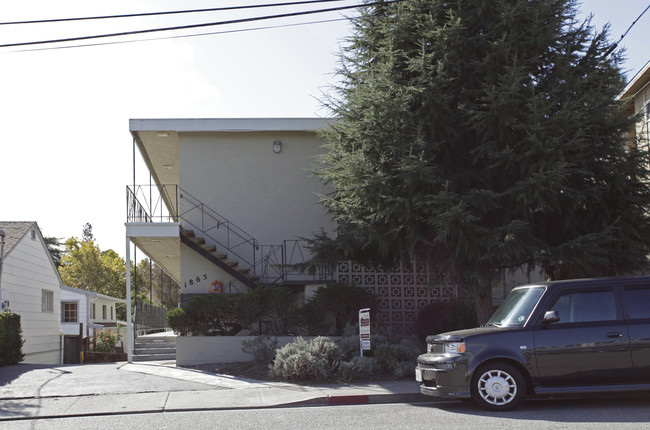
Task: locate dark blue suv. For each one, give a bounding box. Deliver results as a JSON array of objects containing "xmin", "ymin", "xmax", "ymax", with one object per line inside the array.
[{"xmin": 415, "ymin": 276, "xmax": 650, "ymax": 411}]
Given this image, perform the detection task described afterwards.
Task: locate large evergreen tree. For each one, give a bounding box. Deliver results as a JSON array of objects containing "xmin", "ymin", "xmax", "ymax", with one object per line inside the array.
[{"xmin": 314, "ymin": 0, "xmax": 650, "ymax": 320}]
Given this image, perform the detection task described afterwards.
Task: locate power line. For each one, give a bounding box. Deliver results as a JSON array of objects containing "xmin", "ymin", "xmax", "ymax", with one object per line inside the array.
[
  {"xmin": 603, "ymin": 2, "xmax": 650, "ymax": 58},
  {"xmin": 0, "ymin": 0, "xmax": 348, "ymax": 25},
  {"xmin": 0, "ymin": 0, "xmax": 404, "ymax": 49},
  {"xmin": 12, "ymin": 17, "xmax": 349, "ymax": 53}
]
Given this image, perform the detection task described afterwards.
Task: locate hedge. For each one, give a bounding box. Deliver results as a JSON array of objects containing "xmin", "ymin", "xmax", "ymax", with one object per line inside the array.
[{"xmin": 0, "ymin": 311, "xmax": 25, "ymax": 366}]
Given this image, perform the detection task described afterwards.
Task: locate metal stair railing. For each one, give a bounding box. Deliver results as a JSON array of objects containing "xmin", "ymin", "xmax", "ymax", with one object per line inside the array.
[
  {"xmin": 177, "ymin": 187, "xmax": 258, "ymax": 275},
  {"xmin": 127, "ymin": 185, "xmax": 333, "ymax": 284}
]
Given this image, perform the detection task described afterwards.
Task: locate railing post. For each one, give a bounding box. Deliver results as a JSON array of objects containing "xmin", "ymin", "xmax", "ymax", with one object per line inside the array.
[
  {"xmin": 176, "ymin": 185, "xmax": 179, "ymax": 222},
  {"xmin": 253, "ymin": 239, "xmax": 257, "ymax": 278},
  {"xmin": 282, "ymin": 241, "xmax": 286, "ymax": 283}
]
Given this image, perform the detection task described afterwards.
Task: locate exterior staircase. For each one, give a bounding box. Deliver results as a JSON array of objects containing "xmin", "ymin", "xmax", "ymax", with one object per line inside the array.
[
  {"xmin": 127, "ymin": 184, "xmax": 332, "ymax": 288},
  {"xmin": 180, "ymin": 228, "xmax": 260, "ymax": 289},
  {"xmin": 133, "ymin": 334, "xmax": 176, "ymax": 361}
]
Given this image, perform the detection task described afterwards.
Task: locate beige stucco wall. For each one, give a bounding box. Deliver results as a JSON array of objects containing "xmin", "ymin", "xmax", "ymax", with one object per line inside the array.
[
  {"xmin": 179, "ymin": 243, "xmax": 247, "ymax": 295},
  {"xmin": 178, "ymin": 131, "xmax": 334, "ymax": 248}
]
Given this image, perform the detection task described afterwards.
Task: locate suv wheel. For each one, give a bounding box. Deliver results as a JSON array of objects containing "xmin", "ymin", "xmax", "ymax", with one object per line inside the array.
[{"xmin": 471, "ymin": 362, "xmax": 526, "ymax": 411}]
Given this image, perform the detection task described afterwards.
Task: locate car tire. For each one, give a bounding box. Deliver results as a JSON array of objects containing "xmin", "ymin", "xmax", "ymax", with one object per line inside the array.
[{"xmin": 470, "ymin": 362, "xmax": 526, "ymax": 411}]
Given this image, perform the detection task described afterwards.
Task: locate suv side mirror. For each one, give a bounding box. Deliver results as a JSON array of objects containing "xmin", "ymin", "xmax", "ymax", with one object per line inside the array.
[{"xmin": 542, "ymin": 310, "xmax": 560, "ymax": 325}]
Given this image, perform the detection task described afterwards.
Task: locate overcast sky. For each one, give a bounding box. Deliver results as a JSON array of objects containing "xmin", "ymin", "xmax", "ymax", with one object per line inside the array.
[{"xmin": 1, "ymin": 0, "xmax": 648, "ymax": 258}]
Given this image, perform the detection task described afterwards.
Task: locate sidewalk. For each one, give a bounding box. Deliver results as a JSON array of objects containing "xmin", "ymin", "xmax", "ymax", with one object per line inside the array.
[{"xmin": 0, "ymin": 361, "xmax": 424, "ymax": 421}]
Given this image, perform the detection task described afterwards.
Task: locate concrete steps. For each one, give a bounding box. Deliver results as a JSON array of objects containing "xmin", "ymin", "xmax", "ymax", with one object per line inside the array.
[{"xmin": 133, "ymin": 335, "xmax": 176, "ymax": 361}]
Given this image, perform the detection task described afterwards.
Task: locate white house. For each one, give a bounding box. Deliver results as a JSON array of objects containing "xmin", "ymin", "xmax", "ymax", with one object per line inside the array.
[
  {"xmin": 0, "ymin": 222, "xmax": 62, "ymax": 364},
  {"xmin": 60, "ymin": 286, "xmax": 127, "ymax": 363}
]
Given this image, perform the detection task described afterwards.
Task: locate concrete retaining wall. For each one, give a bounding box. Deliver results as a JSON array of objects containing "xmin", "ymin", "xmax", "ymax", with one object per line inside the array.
[{"xmin": 176, "ymin": 336, "xmax": 324, "ymax": 365}]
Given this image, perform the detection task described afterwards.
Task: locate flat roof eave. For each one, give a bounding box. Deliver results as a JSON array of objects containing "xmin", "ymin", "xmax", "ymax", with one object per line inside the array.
[{"xmin": 129, "ymin": 118, "xmax": 333, "ymax": 133}]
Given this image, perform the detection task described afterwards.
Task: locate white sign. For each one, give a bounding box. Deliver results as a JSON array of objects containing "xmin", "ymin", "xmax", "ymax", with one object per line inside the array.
[{"xmin": 359, "ymin": 308, "xmax": 371, "ymax": 356}]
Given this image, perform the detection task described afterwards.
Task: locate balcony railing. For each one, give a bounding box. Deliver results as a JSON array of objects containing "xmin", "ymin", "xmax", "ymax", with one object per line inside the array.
[{"xmin": 127, "ymin": 185, "xmax": 332, "ymax": 285}]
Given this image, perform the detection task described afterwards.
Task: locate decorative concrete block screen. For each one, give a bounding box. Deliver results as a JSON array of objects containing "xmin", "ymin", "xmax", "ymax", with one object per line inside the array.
[{"xmin": 336, "ymin": 261, "xmax": 457, "ymax": 336}]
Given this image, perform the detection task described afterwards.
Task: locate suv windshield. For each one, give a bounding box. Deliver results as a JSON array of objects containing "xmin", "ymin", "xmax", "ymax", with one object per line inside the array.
[{"xmin": 486, "ymin": 286, "xmax": 546, "ymax": 327}]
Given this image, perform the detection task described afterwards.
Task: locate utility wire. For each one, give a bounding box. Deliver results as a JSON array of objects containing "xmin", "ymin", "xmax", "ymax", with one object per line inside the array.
[
  {"xmin": 0, "ymin": 0, "xmax": 404, "ymax": 48},
  {"xmin": 0, "ymin": 0, "xmax": 348, "ymax": 25},
  {"xmin": 603, "ymin": 2, "xmax": 650, "ymax": 57},
  {"xmin": 12, "ymin": 17, "xmax": 348, "ymax": 52}
]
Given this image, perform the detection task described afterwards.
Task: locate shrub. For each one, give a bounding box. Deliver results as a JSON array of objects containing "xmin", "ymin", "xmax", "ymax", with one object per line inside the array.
[
  {"xmin": 337, "ymin": 356, "xmax": 382, "ymax": 381},
  {"xmin": 271, "ymin": 336, "xmax": 341, "ymax": 381},
  {"xmin": 271, "ymin": 330, "xmax": 420, "ymax": 382},
  {"xmin": 167, "ymin": 294, "xmax": 242, "ymax": 336},
  {"xmin": 335, "ymin": 323, "xmax": 389, "ymax": 361},
  {"xmin": 373, "ymin": 342, "xmax": 419, "ymax": 378},
  {"xmin": 414, "ymin": 300, "xmax": 478, "ymax": 340},
  {"xmin": 335, "ymin": 324, "xmax": 420, "ymax": 379},
  {"xmin": 241, "ymin": 335, "xmax": 279, "ymax": 363},
  {"xmin": 300, "ymin": 283, "xmax": 377, "ymax": 335},
  {"xmin": 237, "ymin": 286, "xmax": 298, "ymax": 335},
  {"xmin": 95, "ymin": 329, "xmax": 120, "ymax": 353},
  {"xmin": 167, "ymin": 308, "xmax": 192, "ymax": 335},
  {"xmin": 0, "ymin": 311, "xmax": 25, "ymax": 366}
]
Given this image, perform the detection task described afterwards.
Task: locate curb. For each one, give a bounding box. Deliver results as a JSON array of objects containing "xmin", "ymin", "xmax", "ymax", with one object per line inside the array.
[{"xmin": 0, "ymin": 391, "xmax": 428, "ymax": 422}]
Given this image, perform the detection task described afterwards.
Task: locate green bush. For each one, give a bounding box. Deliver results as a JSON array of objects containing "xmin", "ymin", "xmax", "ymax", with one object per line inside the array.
[
  {"xmin": 0, "ymin": 311, "xmax": 25, "ymax": 366},
  {"xmin": 271, "ymin": 329, "xmax": 421, "ymax": 382},
  {"xmin": 337, "ymin": 356, "xmax": 382, "ymax": 381},
  {"xmin": 167, "ymin": 294, "xmax": 242, "ymax": 336},
  {"xmin": 237, "ymin": 286, "xmax": 298, "ymax": 335},
  {"xmin": 271, "ymin": 336, "xmax": 340, "ymax": 381},
  {"xmin": 167, "ymin": 308, "xmax": 192, "ymax": 335},
  {"xmin": 336, "ymin": 324, "xmax": 419, "ymax": 379},
  {"xmin": 414, "ymin": 300, "xmax": 478, "ymax": 340},
  {"xmin": 94, "ymin": 329, "xmax": 120, "ymax": 353},
  {"xmin": 168, "ymin": 287, "xmax": 300, "ymax": 336},
  {"xmin": 335, "ymin": 323, "xmax": 389, "ymax": 361},
  {"xmin": 298, "ymin": 283, "xmax": 377, "ymax": 335},
  {"xmin": 241, "ymin": 335, "xmax": 279, "ymax": 363}
]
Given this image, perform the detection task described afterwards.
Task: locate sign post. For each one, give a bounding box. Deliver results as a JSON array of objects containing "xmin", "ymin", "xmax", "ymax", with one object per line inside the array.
[{"xmin": 359, "ymin": 308, "xmax": 371, "ymax": 357}]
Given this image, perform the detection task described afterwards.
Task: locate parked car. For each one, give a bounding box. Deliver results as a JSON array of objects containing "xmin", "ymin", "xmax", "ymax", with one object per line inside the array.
[{"xmin": 415, "ymin": 276, "xmax": 650, "ymax": 411}]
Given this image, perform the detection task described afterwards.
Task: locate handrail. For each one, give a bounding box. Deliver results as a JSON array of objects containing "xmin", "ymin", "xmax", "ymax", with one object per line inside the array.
[{"xmin": 126, "ymin": 185, "xmax": 332, "ymax": 285}]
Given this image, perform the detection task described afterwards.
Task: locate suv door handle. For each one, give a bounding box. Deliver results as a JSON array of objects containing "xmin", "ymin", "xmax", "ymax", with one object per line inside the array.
[{"xmin": 606, "ymin": 332, "xmax": 623, "ymax": 338}]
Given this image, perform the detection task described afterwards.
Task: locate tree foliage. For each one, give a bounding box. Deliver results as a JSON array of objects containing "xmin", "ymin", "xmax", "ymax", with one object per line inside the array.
[
  {"xmin": 44, "ymin": 237, "xmax": 64, "ymax": 268},
  {"xmin": 82, "ymin": 223, "xmax": 94, "ymax": 243},
  {"xmin": 134, "ymin": 259, "xmax": 180, "ymax": 308},
  {"xmin": 314, "ymin": 0, "xmax": 650, "ymax": 319},
  {"xmin": 58, "ymin": 237, "xmax": 126, "ymax": 299}
]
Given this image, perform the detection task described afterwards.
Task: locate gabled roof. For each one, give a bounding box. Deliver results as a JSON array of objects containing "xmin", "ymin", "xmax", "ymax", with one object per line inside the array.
[
  {"xmin": 1, "ymin": 221, "xmax": 64, "ymax": 288},
  {"xmin": 0, "ymin": 221, "xmax": 37, "ymax": 259}
]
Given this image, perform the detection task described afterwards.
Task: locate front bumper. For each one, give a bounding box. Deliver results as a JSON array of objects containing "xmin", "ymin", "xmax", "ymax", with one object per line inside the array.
[{"xmin": 415, "ymin": 354, "xmax": 471, "ymax": 399}]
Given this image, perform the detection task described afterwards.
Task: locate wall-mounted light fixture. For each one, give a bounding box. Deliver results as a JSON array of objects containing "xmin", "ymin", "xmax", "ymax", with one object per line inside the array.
[
  {"xmin": 273, "ymin": 140, "xmax": 282, "ymax": 153},
  {"xmin": 157, "ymin": 132, "xmax": 169, "ymax": 138}
]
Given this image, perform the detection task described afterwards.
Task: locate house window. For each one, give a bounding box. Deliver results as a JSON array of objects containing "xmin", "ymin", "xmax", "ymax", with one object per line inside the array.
[
  {"xmin": 61, "ymin": 302, "xmax": 78, "ymax": 322},
  {"xmin": 110, "ymin": 306, "xmax": 113, "ymax": 321},
  {"xmin": 92, "ymin": 303, "xmax": 96, "ymax": 319},
  {"xmin": 102, "ymin": 304, "xmax": 107, "ymax": 320},
  {"xmin": 42, "ymin": 290, "xmax": 54, "ymax": 312}
]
